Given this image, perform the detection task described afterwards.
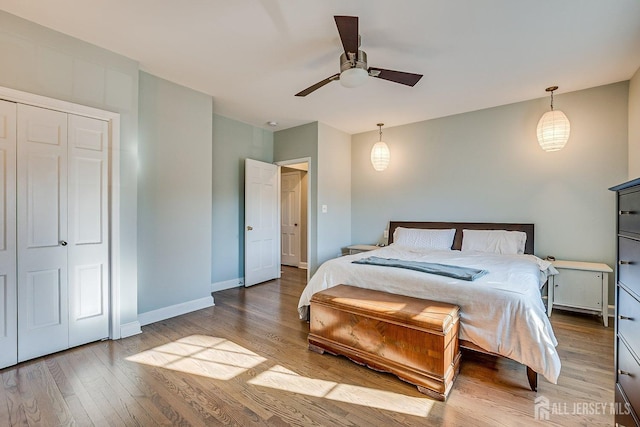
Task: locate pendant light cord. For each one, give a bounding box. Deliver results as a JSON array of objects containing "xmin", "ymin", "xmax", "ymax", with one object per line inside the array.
[{"xmin": 545, "ymin": 86, "xmax": 558, "ymax": 111}]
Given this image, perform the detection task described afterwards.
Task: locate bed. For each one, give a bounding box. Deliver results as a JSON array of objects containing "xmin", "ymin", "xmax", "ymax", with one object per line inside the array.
[{"xmin": 298, "ymin": 221, "xmax": 561, "ymax": 390}]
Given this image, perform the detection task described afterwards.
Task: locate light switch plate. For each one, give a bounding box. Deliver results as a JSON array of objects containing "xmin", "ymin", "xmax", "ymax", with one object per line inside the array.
[{"xmin": 322, "ymin": 204, "xmax": 328, "ymax": 213}]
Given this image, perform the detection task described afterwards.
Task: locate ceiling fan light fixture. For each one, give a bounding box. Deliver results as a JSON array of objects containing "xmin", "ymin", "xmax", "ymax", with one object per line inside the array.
[
  {"xmin": 294, "ymin": 16, "xmax": 423, "ymax": 96},
  {"xmin": 340, "ymin": 67, "xmax": 368, "ymax": 88}
]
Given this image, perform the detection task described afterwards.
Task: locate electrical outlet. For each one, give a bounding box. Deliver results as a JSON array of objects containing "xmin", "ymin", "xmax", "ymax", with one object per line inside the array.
[{"xmin": 383, "ymin": 230, "xmax": 389, "ymax": 238}]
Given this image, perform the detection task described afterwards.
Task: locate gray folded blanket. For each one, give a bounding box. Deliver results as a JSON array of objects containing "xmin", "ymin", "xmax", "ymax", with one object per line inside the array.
[{"xmin": 352, "ymin": 256, "xmax": 488, "ymax": 281}]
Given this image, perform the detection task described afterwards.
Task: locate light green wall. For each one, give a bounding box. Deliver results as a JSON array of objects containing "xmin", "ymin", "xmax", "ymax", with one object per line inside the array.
[
  {"xmin": 0, "ymin": 11, "xmax": 140, "ymax": 326},
  {"xmin": 274, "ymin": 122, "xmax": 352, "ymax": 274},
  {"xmin": 138, "ymin": 72, "xmax": 212, "ymax": 313},
  {"xmin": 212, "ymin": 115, "xmax": 273, "ymax": 286},
  {"xmin": 274, "ymin": 122, "xmax": 319, "ymax": 272},
  {"xmin": 317, "ymin": 122, "xmax": 352, "ymax": 264},
  {"xmin": 629, "ymin": 67, "xmax": 640, "ymax": 179},
  {"xmin": 352, "ymin": 82, "xmax": 629, "ymax": 302}
]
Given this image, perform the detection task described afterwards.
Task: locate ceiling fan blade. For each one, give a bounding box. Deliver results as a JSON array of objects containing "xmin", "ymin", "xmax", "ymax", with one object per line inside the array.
[
  {"xmin": 334, "ymin": 16, "xmax": 359, "ymax": 55},
  {"xmin": 368, "ymin": 67, "xmax": 423, "ymax": 87},
  {"xmin": 295, "ymin": 74, "xmax": 340, "ymax": 97}
]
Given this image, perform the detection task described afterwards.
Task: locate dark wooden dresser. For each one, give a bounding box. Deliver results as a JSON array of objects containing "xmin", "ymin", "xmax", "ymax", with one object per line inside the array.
[{"xmin": 610, "ymin": 178, "xmax": 640, "ymax": 427}]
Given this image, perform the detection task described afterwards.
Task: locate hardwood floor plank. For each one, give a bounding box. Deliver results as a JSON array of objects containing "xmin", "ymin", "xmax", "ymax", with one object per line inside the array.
[
  {"xmin": 61, "ymin": 394, "xmax": 93, "ymax": 427},
  {"xmin": 68, "ymin": 342, "xmax": 169, "ymax": 427},
  {"xmin": 1, "ymin": 369, "xmax": 30, "ymax": 427},
  {"xmin": 35, "ymin": 359, "xmax": 75, "ymax": 426},
  {"xmin": 0, "ymin": 371, "xmax": 13, "ymax": 427},
  {"xmin": 55, "ymin": 352, "xmax": 110, "ymax": 426},
  {"xmin": 13, "ymin": 362, "xmax": 49, "ymax": 426}
]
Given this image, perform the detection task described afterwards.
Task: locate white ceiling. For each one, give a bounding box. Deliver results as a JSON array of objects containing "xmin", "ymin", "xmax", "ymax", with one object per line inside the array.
[{"xmin": 1, "ymin": 0, "xmax": 639, "ymax": 134}]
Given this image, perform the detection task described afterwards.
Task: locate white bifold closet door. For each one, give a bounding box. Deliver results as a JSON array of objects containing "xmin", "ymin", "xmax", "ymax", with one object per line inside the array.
[
  {"xmin": 0, "ymin": 100, "xmax": 17, "ymax": 368},
  {"xmin": 16, "ymin": 104, "xmax": 109, "ymax": 362},
  {"xmin": 66, "ymin": 114, "xmax": 109, "ymax": 348}
]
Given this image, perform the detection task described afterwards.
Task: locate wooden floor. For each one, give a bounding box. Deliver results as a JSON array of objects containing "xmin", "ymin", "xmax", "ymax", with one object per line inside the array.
[{"xmin": 0, "ymin": 266, "xmax": 614, "ymax": 426}]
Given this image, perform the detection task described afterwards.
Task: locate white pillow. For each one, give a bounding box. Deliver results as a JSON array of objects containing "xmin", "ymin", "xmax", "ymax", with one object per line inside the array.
[
  {"xmin": 461, "ymin": 229, "xmax": 527, "ymax": 255},
  {"xmin": 393, "ymin": 227, "xmax": 455, "ymax": 250}
]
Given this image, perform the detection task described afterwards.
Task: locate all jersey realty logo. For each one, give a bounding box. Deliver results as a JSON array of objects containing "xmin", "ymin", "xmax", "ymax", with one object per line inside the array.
[
  {"xmin": 534, "ymin": 396, "xmax": 550, "ymax": 421},
  {"xmin": 534, "ymin": 395, "xmax": 631, "ymax": 421}
]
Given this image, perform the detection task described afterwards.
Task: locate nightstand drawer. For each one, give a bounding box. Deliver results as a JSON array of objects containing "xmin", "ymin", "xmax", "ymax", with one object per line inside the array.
[
  {"xmin": 620, "ymin": 188, "xmax": 640, "ymax": 237},
  {"xmin": 619, "ymin": 287, "xmax": 640, "ymax": 353},
  {"xmin": 619, "ymin": 237, "xmax": 640, "ymax": 298},
  {"xmin": 618, "ymin": 338, "xmax": 640, "ymax": 418}
]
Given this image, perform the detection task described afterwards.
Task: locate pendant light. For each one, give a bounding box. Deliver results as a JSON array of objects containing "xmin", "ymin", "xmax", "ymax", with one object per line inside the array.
[
  {"xmin": 537, "ymin": 86, "xmax": 570, "ymax": 152},
  {"xmin": 371, "ymin": 123, "xmax": 390, "ymax": 171}
]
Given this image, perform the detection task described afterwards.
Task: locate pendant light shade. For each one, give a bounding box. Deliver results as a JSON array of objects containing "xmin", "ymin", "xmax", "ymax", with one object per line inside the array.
[
  {"xmin": 371, "ymin": 123, "xmax": 390, "ymax": 171},
  {"xmin": 537, "ymin": 86, "xmax": 570, "ymax": 152}
]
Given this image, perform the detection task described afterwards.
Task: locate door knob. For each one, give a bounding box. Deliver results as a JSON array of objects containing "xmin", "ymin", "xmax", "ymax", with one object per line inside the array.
[
  {"xmin": 294, "ymin": 223, "xmax": 298, "ymax": 227},
  {"xmin": 60, "ymin": 240, "xmax": 68, "ymax": 246},
  {"xmin": 247, "ymin": 226, "xmax": 253, "ymax": 231}
]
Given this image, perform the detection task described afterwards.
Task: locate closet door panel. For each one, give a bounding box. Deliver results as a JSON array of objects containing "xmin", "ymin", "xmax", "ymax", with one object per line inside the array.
[
  {"xmin": 26, "ymin": 153, "xmax": 62, "ymax": 247},
  {"xmin": 27, "ymin": 269, "xmax": 62, "ymax": 328},
  {"xmin": 17, "ymin": 104, "xmax": 68, "ymax": 362},
  {"xmin": 68, "ymin": 114, "xmax": 109, "ymax": 347},
  {"xmin": 0, "ymin": 100, "xmax": 17, "ymax": 369}
]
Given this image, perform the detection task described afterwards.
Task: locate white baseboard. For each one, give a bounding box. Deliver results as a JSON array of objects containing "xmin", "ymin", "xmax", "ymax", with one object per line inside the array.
[
  {"xmin": 298, "ymin": 262, "xmax": 308, "ymax": 270},
  {"xmin": 211, "ymin": 277, "xmax": 243, "ymax": 293},
  {"xmin": 120, "ymin": 321, "xmax": 142, "ymax": 338},
  {"xmin": 138, "ymin": 296, "xmax": 215, "ymax": 327},
  {"xmin": 608, "ymin": 304, "xmax": 615, "ymax": 318}
]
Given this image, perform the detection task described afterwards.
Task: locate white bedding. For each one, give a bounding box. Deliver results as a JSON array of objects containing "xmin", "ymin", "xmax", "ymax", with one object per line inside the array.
[{"xmin": 298, "ymin": 244, "xmax": 561, "ymax": 384}]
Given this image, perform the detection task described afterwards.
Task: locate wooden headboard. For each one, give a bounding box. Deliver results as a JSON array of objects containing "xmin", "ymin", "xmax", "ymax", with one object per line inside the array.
[{"xmin": 388, "ymin": 221, "xmax": 535, "ymax": 255}]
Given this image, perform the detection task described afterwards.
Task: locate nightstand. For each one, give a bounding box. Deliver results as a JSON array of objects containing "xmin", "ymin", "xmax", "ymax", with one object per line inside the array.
[
  {"xmin": 547, "ymin": 260, "xmax": 613, "ymax": 327},
  {"xmin": 346, "ymin": 244, "xmax": 380, "ymax": 255}
]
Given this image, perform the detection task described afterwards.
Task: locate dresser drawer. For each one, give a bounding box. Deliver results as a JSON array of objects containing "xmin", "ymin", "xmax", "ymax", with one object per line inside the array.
[
  {"xmin": 619, "ymin": 287, "xmax": 640, "ymax": 353},
  {"xmin": 615, "ymin": 383, "xmax": 639, "ymax": 427},
  {"xmin": 618, "ymin": 338, "xmax": 640, "ymax": 418},
  {"xmin": 619, "ymin": 237, "xmax": 640, "ymax": 298},
  {"xmin": 620, "ymin": 189, "xmax": 640, "ymax": 236}
]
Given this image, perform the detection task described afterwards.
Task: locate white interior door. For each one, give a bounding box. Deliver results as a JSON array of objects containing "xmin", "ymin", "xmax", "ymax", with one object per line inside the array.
[
  {"xmin": 244, "ymin": 158, "xmax": 280, "ymax": 287},
  {"xmin": 281, "ymin": 171, "xmax": 300, "ymax": 267},
  {"xmin": 17, "ymin": 104, "xmax": 69, "ymax": 362},
  {"xmin": 0, "ymin": 100, "xmax": 17, "ymax": 369},
  {"xmin": 67, "ymin": 114, "xmax": 109, "ymax": 347}
]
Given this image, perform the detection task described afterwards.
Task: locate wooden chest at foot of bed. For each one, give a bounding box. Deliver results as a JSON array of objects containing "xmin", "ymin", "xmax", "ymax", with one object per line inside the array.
[{"xmin": 308, "ymin": 284, "xmax": 461, "ymax": 401}]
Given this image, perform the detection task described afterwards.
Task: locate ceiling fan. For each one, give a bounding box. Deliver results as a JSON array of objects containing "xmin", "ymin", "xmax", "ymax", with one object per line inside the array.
[{"xmin": 295, "ymin": 15, "xmax": 423, "ymax": 97}]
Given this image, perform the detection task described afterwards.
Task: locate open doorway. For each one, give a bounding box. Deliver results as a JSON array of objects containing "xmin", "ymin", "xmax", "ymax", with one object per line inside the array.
[{"xmin": 277, "ymin": 158, "xmax": 310, "ymax": 281}]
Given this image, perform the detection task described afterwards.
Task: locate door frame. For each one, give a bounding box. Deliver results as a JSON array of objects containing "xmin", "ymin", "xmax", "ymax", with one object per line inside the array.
[
  {"xmin": 0, "ymin": 85, "xmax": 123, "ymax": 339},
  {"xmin": 275, "ymin": 157, "xmax": 311, "ymax": 282}
]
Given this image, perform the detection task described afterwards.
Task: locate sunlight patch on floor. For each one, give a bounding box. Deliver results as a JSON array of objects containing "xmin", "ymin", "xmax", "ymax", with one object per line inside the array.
[
  {"xmin": 128, "ymin": 335, "xmax": 434, "ymax": 417},
  {"xmin": 126, "ymin": 335, "xmax": 267, "ymax": 380},
  {"xmin": 248, "ymin": 364, "xmax": 435, "ymax": 417}
]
